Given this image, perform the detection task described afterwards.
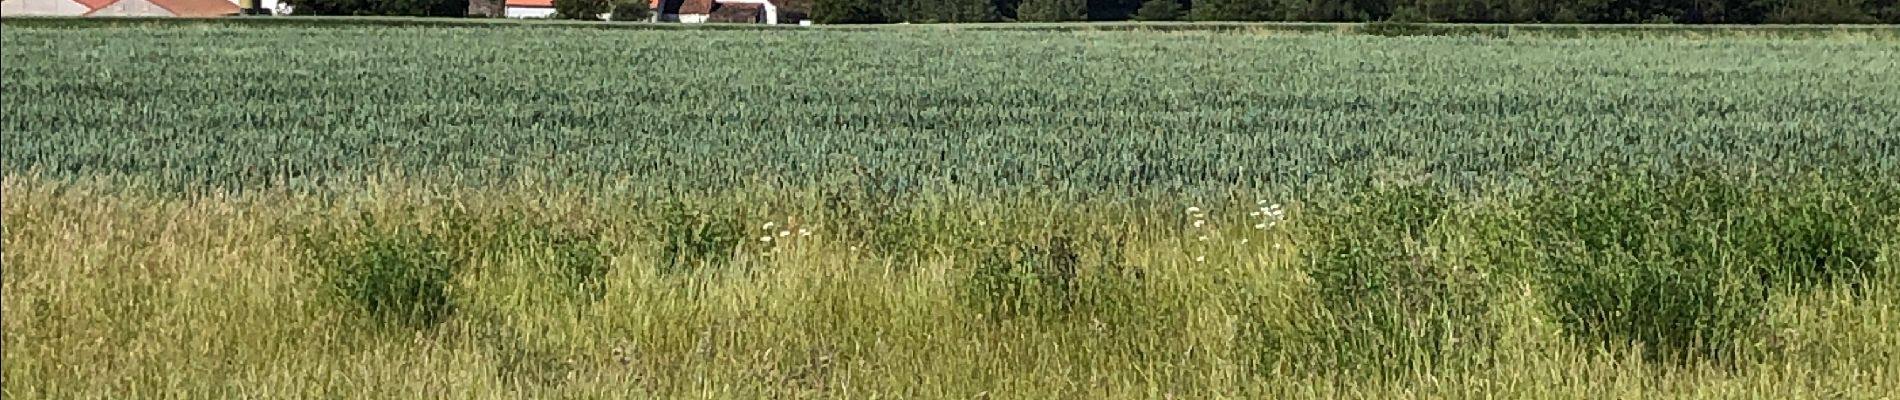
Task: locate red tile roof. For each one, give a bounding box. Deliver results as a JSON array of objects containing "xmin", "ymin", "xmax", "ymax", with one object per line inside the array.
[
  {"xmin": 507, "ymin": 0, "xmax": 552, "ymax": 7},
  {"xmin": 150, "ymin": 0, "xmax": 236, "ymax": 16}
]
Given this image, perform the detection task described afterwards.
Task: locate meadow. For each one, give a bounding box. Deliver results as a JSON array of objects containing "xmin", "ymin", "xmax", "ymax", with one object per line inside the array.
[{"xmin": 2, "ymin": 21, "xmax": 1898, "ymax": 398}]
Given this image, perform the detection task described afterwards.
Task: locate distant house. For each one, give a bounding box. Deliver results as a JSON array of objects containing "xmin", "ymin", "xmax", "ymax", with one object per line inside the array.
[
  {"xmin": 657, "ymin": 0, "xmax": 775, "ymax": 23},
  {"xmin": 503, "ymin": 0, "xmax": 554, "ymax": 18},
  {"xmin": 1, "ymin": 0, "xmax": 240, "ymax": 16}
]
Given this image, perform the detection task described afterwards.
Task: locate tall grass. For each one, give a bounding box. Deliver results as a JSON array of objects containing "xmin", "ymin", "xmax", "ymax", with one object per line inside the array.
[{"xmin": 4, "ymin": 170, "xmax": 1894, "ymax": 398}]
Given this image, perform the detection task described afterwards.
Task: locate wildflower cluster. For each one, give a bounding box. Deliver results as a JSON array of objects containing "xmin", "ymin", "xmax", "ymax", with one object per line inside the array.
[
  {"xmin": 1187, "ymin": 206, "xmax": 1210, "ymax": 262},
  {"xmin": 757, "ymin": 219, "xmax": 814, "ymax": 253},
  {"xmin": 1250, "ymin": 200, "xmax": 1286, "ymax": 230}
]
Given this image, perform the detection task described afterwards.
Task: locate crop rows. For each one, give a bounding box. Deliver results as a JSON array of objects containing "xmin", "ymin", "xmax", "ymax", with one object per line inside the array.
[{"xmin": 3, "ymin": 26, "xmax": 1898, "ymax": 196}]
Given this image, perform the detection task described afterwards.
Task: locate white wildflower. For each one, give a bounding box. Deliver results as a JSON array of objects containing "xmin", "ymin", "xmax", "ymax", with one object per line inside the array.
[
  {"xmin": 1254, "ymin": 223, "xmax": 1268, "ymax": 229},
  {"xmin": 760, "ymin": 236, "xmax": 773, "ymax": 242},
  {"xmin": 1197, "ymin": 235, "xmax": 1208, "ymax": 241},
  {"xmin": 763, "ymin": 222, "xmax": 776, "ymax": 230},
  {"xmin": 1186, "ymin": 206, "xmax": 1202, "ymax": 214},
  {"xmin": 778, "ymin": 230, "xmax": 791, "ymax": 237},
  {"xmin": 1194, "ymin": 255, "xmax": 1206, "ymax": 263},
  {"xmin": 798, "ymin": 228, "xmax": 812, "ymax": 236},
  {"xmin": 1193, "ymin": 219, "xmax": 1206, "ymax": 228},
  {"xmin": 1250, "ymin": 211, "xmax": 1261, "ymax": 217},
  {"xmin": 1241, "ymin": 238, "xmax": 1250, "ymax": 244},
  {"xmin": 1257, "ymin": 199, "xmax": 1270, "ymax": 205}
]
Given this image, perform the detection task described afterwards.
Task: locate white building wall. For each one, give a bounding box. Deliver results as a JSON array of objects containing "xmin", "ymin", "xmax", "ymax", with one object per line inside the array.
[
  {"xmin": 0, "ymin": 0, "xmax": 91, "ymax": 16},
  {"xmin": 86, "ymin": 0, "xmax": 175, "ymax": 16},
  {"xmin": 505, "ymin": 5, "xmax": 554, "ymax": 18}
]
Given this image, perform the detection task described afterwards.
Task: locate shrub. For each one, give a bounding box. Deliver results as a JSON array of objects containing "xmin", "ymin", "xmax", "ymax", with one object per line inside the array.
[
  {"xmin": 284, "ymin": 0, "xmax": 468, "ymax": 16},
  {"xmin": 1765, "ymin": 0, "xmax": 1880, "ymax": 23},
  {"xmin": 554, "ymin": 0, "xmax": 612, "ymax": 20},
  {"xmin": 1528, "ymin": 169, "xmax": 1766, "ymax": 365},
  {"xmin": 1016, "ymin": 0, "xmax": 1086, "ymax": 21},
  {"xmin": 1189, "ymin": 0, "xmax": 1278, "ymax": 20},
  {"xmin": 653, "ymin": 200, "xmax": 743, "ymax": 275},
  {"xmin": 522, "ymin": 223, "xmax": 612, "ymax": 302},
  {"xmin": 609, "ymin": 0, "xmax": 652, "ymax": 21},
  {"xmin": 961, "ymin": 230, "xmax": 1134, "ymax": 322},
  {"xmin": 1134, "ymin": 0, "xmax": 1181, "ymax": 21},
  {"xmin": 813, "ymin": 0, "xmax": 888, "ymax": 23},
  {"xmin": 1292, "ymin": 183, "xmax": 1502, "ymax": 375},
  {"xmin": 300, "ymin": 212, "xmax": 466, "ymax": 330}
]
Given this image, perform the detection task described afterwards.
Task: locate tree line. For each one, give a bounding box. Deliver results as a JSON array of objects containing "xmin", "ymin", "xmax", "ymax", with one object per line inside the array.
[
  {"xmin": 281, "ymin": 0, "xmax": 1899, "ymax": 24},
  {"xmin": 816, "ymin": 0, "xmax": 1899, "ymax": 23}
]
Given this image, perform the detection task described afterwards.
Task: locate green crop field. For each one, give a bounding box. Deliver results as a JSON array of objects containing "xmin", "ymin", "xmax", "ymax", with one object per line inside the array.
[{"xmin": 2, "ymin": 20, "xmax": 1898, "ymax": 398}]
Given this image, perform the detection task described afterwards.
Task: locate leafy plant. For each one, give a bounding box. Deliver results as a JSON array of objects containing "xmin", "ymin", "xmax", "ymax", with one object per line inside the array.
[{"xmin": 300, "ymin": 212, "xmax": 466, "ymax": 330}]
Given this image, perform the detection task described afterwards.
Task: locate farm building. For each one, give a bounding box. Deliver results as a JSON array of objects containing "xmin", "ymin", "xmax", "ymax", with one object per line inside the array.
[
  {"xmin": 657, "ymin": 0, "xmax": 776, "ymax": 23},
  {"xmin": 501, "ymin": 0, "xmax": 553, "ymax": 18},
  {"xmin": 0, "ymin": 0, "xmax": 251, "ymax": 16},
  {"xmin": 498, "ymin": 0, "xmax": 776, "ymax": 22}
]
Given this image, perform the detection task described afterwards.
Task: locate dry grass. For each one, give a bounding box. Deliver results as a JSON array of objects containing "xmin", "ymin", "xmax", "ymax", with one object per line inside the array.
[{"xmin": 4, "ymin": 175, "xmax": 1894, "ymax": 398}]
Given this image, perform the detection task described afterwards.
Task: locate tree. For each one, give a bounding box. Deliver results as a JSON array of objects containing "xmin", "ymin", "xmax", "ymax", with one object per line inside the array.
[
  {"xmin": 814, "ymin": 0, "xmax": 889, "ymax": 22},
  {"xmin": 1189, "ymin": 0, "xmax": 1282, "ymax": 20},
  {"xmin": 1088, "ymin": 0, "xmax": 1145, "ymax": 19},
  {"xmin": 1763, "ymin": 0, "xmax": 1878, "ymax": 23},
  {"xmin": 1873, "ymin": 0, "xmax": 1900, "ymax": 23},
  {"xmin": 554, "ymin": 0, "xmax": 612, "ymax": 19},
  {"xmin": 610, "ymin": 0, "xmax": 651, "ymax": 20},
  {"xmin": 1019, "ymin": 0, "xmax": 1087, "ymax": 20},
  {"xmin": 1135, "ymin": 0, "xmax": 1181, "ymax": 19},
  {"xmin": 285, "ymin": 0, "xmax": 467, "ymax": 16},
  {"xmin": 913, "ymin": 0, "xmax": 1000, "ymax": 21}
]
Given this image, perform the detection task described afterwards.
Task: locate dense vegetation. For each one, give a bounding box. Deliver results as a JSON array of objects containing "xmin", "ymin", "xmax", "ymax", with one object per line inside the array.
[
  {"xmin": 4, "ymin": 25, "xmax": 1897, "ymax": 196},
  {"xmin": 276, "ymin": 0, "xmax": 1900, "ymax": 24},
  {"xmin": 3, "ymin": 22, "xmax": 1898, "ymax": 398},
  {"xmin": 716, "ymin": 0, "xmax": 1900, "ymax": 24}
]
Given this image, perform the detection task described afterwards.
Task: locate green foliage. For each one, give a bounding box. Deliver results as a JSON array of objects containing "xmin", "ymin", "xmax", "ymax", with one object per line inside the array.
[
  {"xmin": 1519, "ymin": 168, "xmax": 1887, "ymax": 365},
  {"xmin": 813, "ymin": 0, "xmax": 889, "ymax": 22},
  {"xmin": 10, "ymin": 26, "xmax": 1894, "ymax": 197},
  {"xmin": 610, "ymin": 0, "xmax": 653, "ymax": 21},
  {"xmin": 1017, "ymin": 0, "xmax": 1087, "ymax": 21},
  {"xmin": 652, "ymin": 200, "xmax": 744, "ymax": 275},
  {"xmin": 1291, "ymin": 183, "xmax": 1503, "ymax": 375},
  {"xmin": 903, "ymin": 0, "xmax": 999, "ymax": 21},
  {"xmin": 1527, "ymin": 172, "xmax": 1766, "ymax": 364},
  {"xmin": 283, "ymin": 0, "xmax": 469, "ymax": 16},
  {"xmin": 961, "ymin": 230, "xmax": 1135, "ymax": 322},
  {"xmin": 1765, "ymin": 0, "xmax": 1879, "ymax": 23},
  {"xmin": 554, "ymin": 0, "xmax": 612, "ymax": 19},
  {"xmin": 1134, "ymin": 0, "xmax": 1182, "ymax": 20},
  {"xmin": 501, "ymin": 217, "xmax": 613, "ymax": 302},
  {"xmin": 300, "ymin": 212, "xmax": 468, "ymax": 330},
  {"xmin": 1190, "ymin": 0, "xmax": 1281, "ymax": 20}
]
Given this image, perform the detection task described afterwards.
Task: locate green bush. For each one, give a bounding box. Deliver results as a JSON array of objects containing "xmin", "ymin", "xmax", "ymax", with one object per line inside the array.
[
  {"xmin": 610, "ymin": 0, "xmax": 652, "ymax": 21},
  {"xmin": 1528, "ymin": 169, "xmax": 1765, "ymax": 364},
  {"xmin": 1189, "ymin": 0, "xmax": 1279, "ymax": 20},
  {"xmin": 283, "ymin": 0, "xmax": 467, "ymax": 16},
  {"xmin": 554, "ymin": 0, "xmax": 612, "ymax": 20},
  {"xmin": 653, "ymin": 200, "xmax": 744, "ymax": 275},
  {"xmin": 1134, "ymin": 0, "xmax": 1181, "ymax": 21},
  {"xmin": 813, "ymin": 0, "xmax": 889, "ymax": 22},
  {"xmin": 961, "ymin": 229, "xmax": 1136, "ymax": 322},
  {"xmin": 300, "ymin": 212, "xmax": 466, "ymax": 330},
  {"xmin": 1016, "ymin": 0, "xmax": 1086, "ymax": 21},
  {"xmin": 1292, "ymin": 183, "xmax": 1502, "ymax": 375}
]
